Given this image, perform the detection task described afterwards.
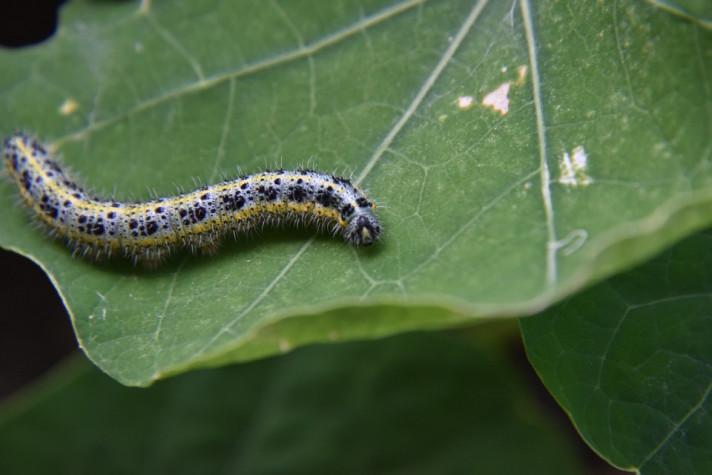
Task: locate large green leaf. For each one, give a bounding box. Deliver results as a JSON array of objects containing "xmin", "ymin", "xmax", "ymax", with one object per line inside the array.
[
  {"xmin": 1, "ymin": 0, "xmax": 711, "ymax": 385},
  {"xmin": 0, "ymin": 332, "xmax": 584, "ymax": 474},
  {"xmin": 521, "ymin": 230, "xmax": 712, "ymax": 474}
]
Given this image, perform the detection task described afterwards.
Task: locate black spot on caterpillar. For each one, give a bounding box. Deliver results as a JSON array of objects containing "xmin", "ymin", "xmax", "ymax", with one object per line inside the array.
[{"xmin": 3, "ymin": 133, "xmax": 382, "ymax": 266}]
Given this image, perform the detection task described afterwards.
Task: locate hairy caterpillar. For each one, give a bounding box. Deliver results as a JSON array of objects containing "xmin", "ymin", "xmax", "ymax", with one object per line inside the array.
[{"xmin": 2, "ymin": 133, "xmax": 382, "ymax": 265}]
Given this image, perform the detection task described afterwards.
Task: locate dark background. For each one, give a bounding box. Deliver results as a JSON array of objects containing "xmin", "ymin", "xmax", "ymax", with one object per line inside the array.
[{"xmin": 1, "ymin": 0, "xmax": 77, "ymax": 402}]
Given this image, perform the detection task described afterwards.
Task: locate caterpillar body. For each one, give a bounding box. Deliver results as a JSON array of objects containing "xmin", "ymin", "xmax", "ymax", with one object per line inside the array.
[{"xmin": 2, "ymin": 133, "xmax": 382, "ymax": 266}]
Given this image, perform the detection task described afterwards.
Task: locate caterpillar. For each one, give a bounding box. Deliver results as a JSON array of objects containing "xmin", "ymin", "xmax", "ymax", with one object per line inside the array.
[{"xmin": 2, "ymin": 133, "xmax": 382, "ymax": 266}]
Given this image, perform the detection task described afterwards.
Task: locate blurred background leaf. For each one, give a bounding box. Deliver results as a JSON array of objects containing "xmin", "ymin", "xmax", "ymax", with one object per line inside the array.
[
  {"xmin": 0, "ymin": 331, "xmax": 586, "ymax": 475},
  {"xmin": 522, "ymin": 230, "xmax": 712, "ymax": 474}
]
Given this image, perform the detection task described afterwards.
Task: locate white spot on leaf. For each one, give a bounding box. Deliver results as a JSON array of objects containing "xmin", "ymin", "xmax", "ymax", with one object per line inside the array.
[
  {"xmin": 59, "ymin": 99, "xmax": 79, "ymax": 116},
  {"xmin": 559, "ymin": 146, "xmax": 593, "ymax": 186},
  {"xmin": 517, "ymin": 65, "xmax": 528, "ymax": 85},
  {"xmin": 482, "ymin": 82, "xmax": 510, "ymax": 115},
  {"xmin": 278, "ymin": 339, "xmax": 291, "ymax": 352},
  {"xmin": 457, "ymin": 95, "xmax": 474, "ymax": 109}
]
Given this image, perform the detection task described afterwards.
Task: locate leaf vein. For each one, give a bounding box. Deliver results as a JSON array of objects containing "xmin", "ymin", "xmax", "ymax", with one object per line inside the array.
[
  {"xmin": 146, "ymin": 12, "xmax": 206, "ymax": 81},
  {"xmin": 521, "ymin": 0, "xmax": 558, "ymax": 287},
  {"xmin": 191, "ymin": 237, "xmax": 315, "ymax": 359},
  {"xmin": 54, "ymin": 0, "xmax": 428, "ymax": 148},
  {"xmin": 641, "ymin": 380, "xmax": 712, "ymax": 466},
  {"xmin": 356, "ymin": 0, "xmax": 490, "ymax": 184}
]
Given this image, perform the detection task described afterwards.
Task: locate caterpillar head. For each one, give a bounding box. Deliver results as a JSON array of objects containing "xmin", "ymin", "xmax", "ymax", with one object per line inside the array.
[{"xmin": 344, "ymin": 210, "xmax": 381, "ymax": 246}]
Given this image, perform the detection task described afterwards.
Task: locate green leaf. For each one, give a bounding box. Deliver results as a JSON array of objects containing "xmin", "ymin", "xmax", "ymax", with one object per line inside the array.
[
  {"xmin": 0, "ymin": 332, "xmax": 585, "ymax": 474},
  {"xmin": 521, "ymin": 230, "xmax": 712, "ymax": 474},
  {"xmin": 1, "ymin": 0, "xmax": 711, "ymax": 385}
]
